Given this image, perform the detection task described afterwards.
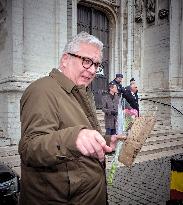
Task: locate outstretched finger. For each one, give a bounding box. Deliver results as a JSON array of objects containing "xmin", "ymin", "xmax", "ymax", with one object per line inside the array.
[{"xmin": 89, "ymin": 136, "xmax": 105, "ymax": 161}]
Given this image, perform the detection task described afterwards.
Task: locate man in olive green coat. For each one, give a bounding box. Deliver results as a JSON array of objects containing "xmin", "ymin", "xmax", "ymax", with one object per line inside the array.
[{"xmin": 19, "ymin": 32, "xmax": 126, "ymax": 205}]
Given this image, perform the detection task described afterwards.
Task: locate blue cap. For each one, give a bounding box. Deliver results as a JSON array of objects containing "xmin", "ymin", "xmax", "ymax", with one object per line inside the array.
[{"xmin": 116, "ymin": 74, "xmax": 123, "ymax": 78}]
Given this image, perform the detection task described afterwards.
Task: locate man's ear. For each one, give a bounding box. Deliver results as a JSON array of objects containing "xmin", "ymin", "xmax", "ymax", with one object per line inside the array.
[{"xmin": 60, "ymin": 53, "xmax": 69, "ymax": 67}]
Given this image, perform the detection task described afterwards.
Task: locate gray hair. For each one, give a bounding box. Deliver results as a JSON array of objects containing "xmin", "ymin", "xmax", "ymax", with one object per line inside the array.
[{"xmin": 62, "ymin": 31, "xmax": 103, "ymax": 59}]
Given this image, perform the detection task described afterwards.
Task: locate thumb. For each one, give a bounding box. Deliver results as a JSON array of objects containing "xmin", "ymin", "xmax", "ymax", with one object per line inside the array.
[
  {"xmin": 113, "ymin": 134, "xmax": 127, "ymax": 141},
  {"xmin": 103, "ymin": 145, "xmax": 112, "ymax": 153}
]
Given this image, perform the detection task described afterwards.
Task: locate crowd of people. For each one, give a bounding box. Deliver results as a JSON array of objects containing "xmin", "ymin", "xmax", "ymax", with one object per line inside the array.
[{"xmin": 102, "ymin": 74, "xmax": 139, "ymax": 135}]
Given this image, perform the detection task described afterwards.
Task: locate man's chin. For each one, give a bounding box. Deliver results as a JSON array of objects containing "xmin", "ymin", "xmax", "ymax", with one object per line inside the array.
[{"xmin": 78, "ymin": 80, "xmax": 92, "ymax": 87}]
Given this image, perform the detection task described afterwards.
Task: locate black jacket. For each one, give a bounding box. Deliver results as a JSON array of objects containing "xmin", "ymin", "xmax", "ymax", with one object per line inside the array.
[{"xmin": 122, "ymin": 89, "xmax": 139, "ymax": 115}]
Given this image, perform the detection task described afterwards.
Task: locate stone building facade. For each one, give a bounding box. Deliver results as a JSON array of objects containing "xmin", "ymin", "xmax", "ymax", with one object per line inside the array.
[{"xmin": 0, "ymin": 0, "xmax": 183, "ymax": 204}]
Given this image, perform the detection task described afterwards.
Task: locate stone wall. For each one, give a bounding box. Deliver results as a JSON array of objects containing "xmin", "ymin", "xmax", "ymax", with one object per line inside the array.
[
  {"xmin": 142, "ymin": 23, "xmax": 170, "ymax": 90},
  {"xmin": 0, "ymin": 0, "xmax": 68, "ymax": 172},
  {"xmin": 0, "ymin": 91, "xmax": 21, "ymax": 145}
]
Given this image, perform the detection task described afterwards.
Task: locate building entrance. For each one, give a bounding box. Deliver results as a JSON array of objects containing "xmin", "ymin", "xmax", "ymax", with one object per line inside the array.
[{"xmin": 77, "ymin": 4, "xmax": 109, "ymax": 109}]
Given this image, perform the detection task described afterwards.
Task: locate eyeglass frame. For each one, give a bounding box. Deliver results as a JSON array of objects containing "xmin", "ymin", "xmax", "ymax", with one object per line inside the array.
[{"xmin": 67, "ymin": 53, "xmax": 103, "ymax": 73}]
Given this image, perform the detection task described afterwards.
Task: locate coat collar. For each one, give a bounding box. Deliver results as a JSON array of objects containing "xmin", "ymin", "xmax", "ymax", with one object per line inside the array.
[{"xmin": 49, "ymin": 68, "xmax": 85, "ymax": 93}]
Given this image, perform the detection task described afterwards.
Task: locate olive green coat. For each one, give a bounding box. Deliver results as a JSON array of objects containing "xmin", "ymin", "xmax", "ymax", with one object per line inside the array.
[{"xmin": 19, "ymin": 69, "xmax": 110, "ymax": 205}]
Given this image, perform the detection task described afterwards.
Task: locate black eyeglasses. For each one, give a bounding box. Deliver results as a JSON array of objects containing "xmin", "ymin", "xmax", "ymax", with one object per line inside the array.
[{"xmin": 68, "ymin": 53, "xmax": 103, "ymax": 73}]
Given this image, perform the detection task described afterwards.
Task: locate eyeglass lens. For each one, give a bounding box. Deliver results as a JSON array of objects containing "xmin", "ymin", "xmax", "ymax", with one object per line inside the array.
[{"xmin": 68, "ymin": 53, "xmax": 103, "ymax": 73}]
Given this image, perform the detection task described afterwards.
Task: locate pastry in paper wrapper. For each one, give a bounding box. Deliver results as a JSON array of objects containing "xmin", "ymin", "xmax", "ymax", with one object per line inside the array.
[{"xmin": 118, "ymin": 116, "xmax": 156, "ymax": 167}]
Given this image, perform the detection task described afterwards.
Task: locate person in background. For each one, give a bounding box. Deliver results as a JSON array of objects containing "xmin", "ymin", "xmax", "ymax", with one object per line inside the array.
[
  {"xmin": 125, "ymin": 77, "xmax": 138, "ymax": 101},
  {"xmin": 18, "ymin": 31, "xmax": 126, "ymax": 205},
  {"xmin": 110, "ymin": 73, "xmax": 125, "ymax": 96},
  {"xmin": 126, "ymin": 77, "xmax": 136, "ymax": 91},
  {"xmin": 123, "ymin": 82, "xmax": 139, "ymax": 116},
  {"xmin": 102, "ymin": 82, "xmax": 120, "ymax": 135}
]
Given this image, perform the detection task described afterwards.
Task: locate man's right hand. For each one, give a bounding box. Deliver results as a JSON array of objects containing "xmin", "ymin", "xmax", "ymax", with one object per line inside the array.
[{"xmin": 76, "ymin": 129, "xmax": 112, "ymax": 162}]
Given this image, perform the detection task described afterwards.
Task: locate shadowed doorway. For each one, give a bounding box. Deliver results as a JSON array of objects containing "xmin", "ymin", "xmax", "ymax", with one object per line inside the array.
[{"xmin": 77, "ymin": 4, "xmax": 109, "ymax": 109}]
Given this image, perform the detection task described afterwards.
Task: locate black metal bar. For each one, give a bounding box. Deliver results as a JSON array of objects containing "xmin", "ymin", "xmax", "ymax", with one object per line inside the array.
[{"xmin": 140, "ymin": 98, "xmax": 183, "ymax": 116}]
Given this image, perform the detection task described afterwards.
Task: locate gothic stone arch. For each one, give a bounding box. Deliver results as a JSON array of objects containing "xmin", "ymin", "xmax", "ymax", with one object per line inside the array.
[{"xmin": 77, "ymin": 0, "xmax": 120, "ymax": 108}]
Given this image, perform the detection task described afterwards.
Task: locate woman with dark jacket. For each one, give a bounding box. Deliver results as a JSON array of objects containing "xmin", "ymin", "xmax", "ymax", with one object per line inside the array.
[{"xmin": 102, "ymin": 82, "xmax": 120, "ymax": 135}]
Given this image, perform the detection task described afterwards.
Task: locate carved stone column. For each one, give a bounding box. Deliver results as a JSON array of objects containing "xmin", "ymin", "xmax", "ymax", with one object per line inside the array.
[
  {"xmin": 127, "ymin": 0, "xmax": 135, "ymax": 82},
  {"xmin": 0, "ymin": 0, "xmax": 68, "ymax": 146},
  {"xmin": 169, "ymin": 0, "xmax": 182, "ymax": 89},
  {"xmin": 169, "ymin": 0, "xmax": 183, "ymax": 130},
  {"xmin": 0, "ymin": 0, "xmax": 24, "ymax": 146}
]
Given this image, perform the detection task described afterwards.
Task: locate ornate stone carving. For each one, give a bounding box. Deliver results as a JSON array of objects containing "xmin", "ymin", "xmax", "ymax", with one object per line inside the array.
[
  {"xmin": 145, "ymin": 0, "xmax": 155, "ymax": 24},
  {"xmin": 78, "ymin": 0, "xmax": 120, "ymax": 15},
  {"xmin": 0, "ymin": 0, "xmax": 7, "ymax": 25},
  {"xmin": 158, "ymin": 9, "xmax": 169, "ymax": 20},
  {"xmin": 0, "ymin": 0, "xmax": 7, "ymax": 46},
  {"xmin": 135, "ymin": 0, "xmax": 143, "ymax": 23},
  {"xmin": 97, "ymin": 0, "xmax": 120, "ymax": 14},
  {"xmin": 103, "ymin": 0, "xmax": 120, "ymax": 6}
]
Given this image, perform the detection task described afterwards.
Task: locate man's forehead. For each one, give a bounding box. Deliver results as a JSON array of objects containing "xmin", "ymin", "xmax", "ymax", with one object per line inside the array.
[
  {"xmin": 132, "ymin": 84, "xmax": 137, "ymax": 88},
  {"xmin": 78, "ymin": 43, "xmax": 101, "ymax": 61}
]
